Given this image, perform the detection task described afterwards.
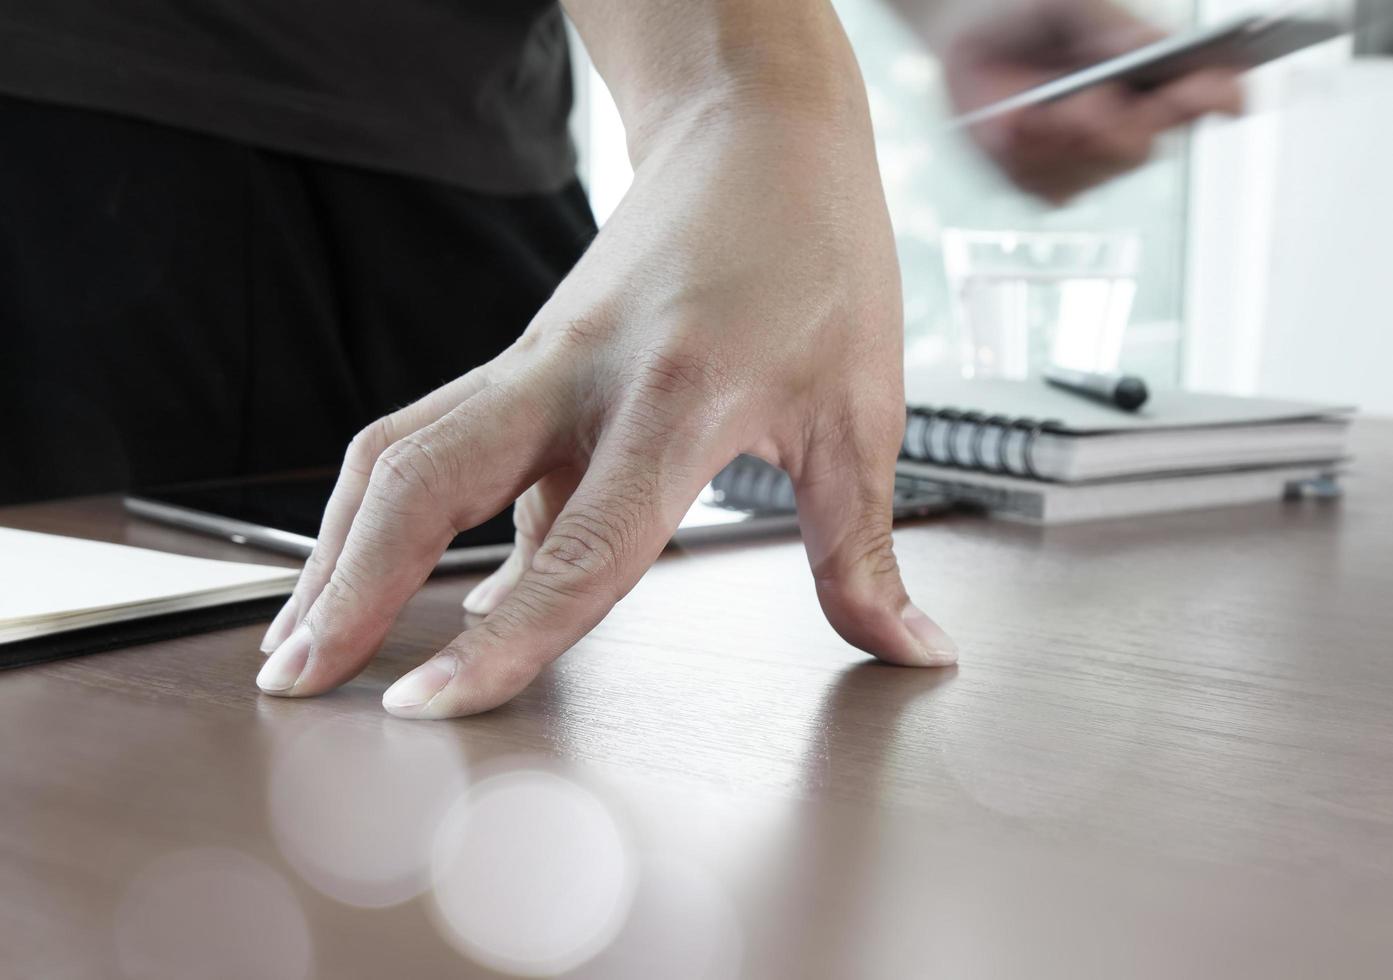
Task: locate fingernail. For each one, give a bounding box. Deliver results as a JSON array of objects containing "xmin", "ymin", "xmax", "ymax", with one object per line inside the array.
[
  {"xmin": 260, "ymin": 597, "xmax": 298, "ymax": 654},
  {"xmin": 463, "ymin": 571, "xmax": 504, "ymax": 616},
  {"xmin": 383, "ymin": 654, "xmax": 458, "ymax": 715},
  {"xmin": 901, "ymin": 603, "xmax": 959, "ymax": 666},
  {"xmin": 257, "ymin": 624, "xmax": 312, "ymax": 694}
]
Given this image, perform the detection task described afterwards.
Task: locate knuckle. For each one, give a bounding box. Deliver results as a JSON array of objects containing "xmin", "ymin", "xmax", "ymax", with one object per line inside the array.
[
  {"xmin": 475, "ymin": 601, "xmax": 527, "ymax": 644},
  {"xmin": 313, "ymin": 571, "xmax": 369, "ymax": 624},
  {"xmin": 500, "ymin": 586, "xmax": 552, "ymax": 626},
  {"xmin": 612, "ymin": 344, "xmax": 731, "ymax": 453},
  {"xmin": 320, "ymin": 573, "xmax": 362, "ymax": 609},
  {"xmin": 613, "ymin": 395, "xmax": 683, "ymax": 445},
  {"xmin": 850, "ymin": 518, "xmax": 900, "ymax": 581},
  {"xmin": 311, "ymin": 569, "xmax": 389, "ymax": 640},
  {"xmin": 463, "ymin": 615, "xmax": 548, "ymax": 683},
  {"xmin": 543, "ymin": 316, "xmax": 610, "ymax": 355},
  {"xmin": 614, "ymin": 349, "xmax": 717, "ymax": 439},
  {"xmin": 633, "ymin": 348, "xmax": 716, "ymax": 399},
  {"xmin": 513, "ymin": 576, "xmax": 585, "ymax": 624},
  {"xmin": 345, "ymin": 416, "xmax": 396, "ymax": 478},
  {"xmin": 532, "ymin": 505, "xmax": 631, "ymax": 583},
  {"xmin": 813, "ymin": 517, "xmax": 903, "ymax": 609},
  {"xmin": 512, "ymin": 324, "xmax": 543, "ymax": 355},
  {"xmin": 373, "ymin": 435, "xmax": 446, "ymax": 503}
]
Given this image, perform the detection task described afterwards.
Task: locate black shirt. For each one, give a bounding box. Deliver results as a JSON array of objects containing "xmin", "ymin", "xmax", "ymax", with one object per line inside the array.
[{"xmin": 0, "ymin": 0, "xmax": 576, "ymax": 194}]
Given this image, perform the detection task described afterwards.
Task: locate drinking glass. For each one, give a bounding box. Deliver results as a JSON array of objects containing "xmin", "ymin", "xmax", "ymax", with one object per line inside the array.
[{"xmin": 941, "ymin": 230, "xmax": 1141, "ymax": 379}]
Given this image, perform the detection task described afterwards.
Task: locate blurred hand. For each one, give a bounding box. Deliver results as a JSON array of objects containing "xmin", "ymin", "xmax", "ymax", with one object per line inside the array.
[
  {"xmin": 256, "ymin": 63, "xmax": 958, "ymax": 717},
  {"xmin": 943, "ymin": 0, "xmax": 1244, "ymax": 203}
]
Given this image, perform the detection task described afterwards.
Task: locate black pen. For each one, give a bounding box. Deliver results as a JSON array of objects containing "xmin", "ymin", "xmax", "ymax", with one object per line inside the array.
[{"xmin": 1044, "ymin": 365, "xmax": 1150, "ymax": 412}]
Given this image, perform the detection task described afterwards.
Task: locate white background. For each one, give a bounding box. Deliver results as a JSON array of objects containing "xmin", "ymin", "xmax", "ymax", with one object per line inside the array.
[{"xmin": 571, "ymin": 1, "xmax": 1393, "ymax": 415}]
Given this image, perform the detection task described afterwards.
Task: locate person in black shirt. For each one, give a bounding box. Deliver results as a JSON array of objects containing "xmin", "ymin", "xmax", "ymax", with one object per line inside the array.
[
  {"xmin": 0, "ymin": 0, "xmax": 587, "ymax": 504},
  {"xmin": 0, "ymin": 0, "xmax": 1240, "ymax": 716}
]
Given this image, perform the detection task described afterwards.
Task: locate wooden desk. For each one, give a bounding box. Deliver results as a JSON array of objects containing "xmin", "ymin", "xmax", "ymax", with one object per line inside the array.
[{"xmin": 3, "ymin": 423, "xmax": 1391, "ymax": 980}]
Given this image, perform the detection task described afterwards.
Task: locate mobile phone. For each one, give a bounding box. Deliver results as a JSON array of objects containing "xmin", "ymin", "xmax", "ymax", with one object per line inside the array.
[
  {"xmin": 124, "ymin": 457, "xmax": 952, "ymax": 572},
  {"xmin": 953, "ymin": 10, "xmax": 1346, "ymax": 128}
]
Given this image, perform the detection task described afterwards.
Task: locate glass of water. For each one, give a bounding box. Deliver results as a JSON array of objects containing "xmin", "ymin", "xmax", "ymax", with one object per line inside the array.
[{"xmin": 941, "ymin": 230, "xmax": 1141, "ymax": 380}]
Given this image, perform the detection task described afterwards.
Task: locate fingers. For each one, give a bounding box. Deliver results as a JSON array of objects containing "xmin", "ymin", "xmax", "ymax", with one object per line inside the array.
[
  {"xmin": 948, "ymin": 1, "xmax": 1246, "ymax": 204},
  {"xmin": 462, "ymin": 468, "xmax": 583, "ymax": 617},
  {"xmin": 791, "ymin": 402, "xmax": 957, "ymax": 669},
  {"xmin": 259, "ymin": 364, "xmax": 498, "ymax": 653},
  {"xmin": 977, "ymin": 70, "xmax": 1243, "ymax": 205},
  {"xmin": 997, "ymin": 84, "xmax": 1158, "ymax": 203},
  {"xmin": 1144, "ymin": 68, "xmax": 1245, "ymax": 126},
  {"xmin": 257, "ymin": 378, "xmax": 560, "ymax": 698},
  {"xmin": 381, "ymin": 428, "xmax": 714, "ymax": 719},
  {"xmin": 987, "ymin": 68, "xmax": 1232, "ymax": 204}
]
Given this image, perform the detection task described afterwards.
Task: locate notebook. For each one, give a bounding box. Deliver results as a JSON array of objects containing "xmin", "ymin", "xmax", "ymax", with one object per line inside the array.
[
  {"xmin": 896, "ymin": 374, "xmax": 1352, "ymax": 524},
  {"xmin": 901, "ymin": 374, "xmax": 1353, "ymax": 483},
  {"xmin": 897, "ymin": 461, "xmax": 1342, "ymax": 525},
  {"xmin": 1, "ymin": 528, "xmax": 297, "ymax": 668}
]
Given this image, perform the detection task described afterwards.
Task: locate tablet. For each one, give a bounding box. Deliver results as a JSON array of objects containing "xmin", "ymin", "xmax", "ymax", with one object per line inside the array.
[
  {"xmin": 124, "ymin": 457, "xmax": 952, "ymax": 571},
  {"xmin": 953, "ymin": 10, "xmax": 1346, "ymax": 128}
]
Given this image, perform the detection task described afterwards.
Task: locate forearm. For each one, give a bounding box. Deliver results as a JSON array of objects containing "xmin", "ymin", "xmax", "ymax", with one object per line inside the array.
[{"xmin": 561, "ymin": 0, "xmax": 870, "ymax": 166}]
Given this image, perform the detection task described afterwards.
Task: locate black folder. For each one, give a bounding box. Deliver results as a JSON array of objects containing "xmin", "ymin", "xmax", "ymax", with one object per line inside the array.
[{"xmin": 1, "ymin": 595, "xmax": 286, "ymax": 671}]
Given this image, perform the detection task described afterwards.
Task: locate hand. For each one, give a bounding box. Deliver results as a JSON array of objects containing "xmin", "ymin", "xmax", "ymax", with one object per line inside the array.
[
  {"xmin": 256, "ymin": 59, "xmax": 958, "ymax": 718},
  {"xmin": 943, "ymin": 0, "xmax": 1244, "ymax": 204}
]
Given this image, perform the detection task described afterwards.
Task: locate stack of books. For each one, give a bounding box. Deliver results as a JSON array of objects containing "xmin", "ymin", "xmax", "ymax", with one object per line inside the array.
[{"xmin": 897, "ymin": 374, "xmax": 1352, "ymax": 525}]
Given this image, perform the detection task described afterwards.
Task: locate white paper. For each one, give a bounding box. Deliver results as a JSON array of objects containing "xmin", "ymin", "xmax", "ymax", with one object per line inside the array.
[{"xmin": 0, "ymin": 528, "xmax": 298, "ymax": 642}]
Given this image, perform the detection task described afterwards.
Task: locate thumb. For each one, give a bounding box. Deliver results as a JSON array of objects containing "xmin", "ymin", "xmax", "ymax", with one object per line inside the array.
[{"xmin": 791, "ymin": 419, "xmax": 958, "ymax": 667}]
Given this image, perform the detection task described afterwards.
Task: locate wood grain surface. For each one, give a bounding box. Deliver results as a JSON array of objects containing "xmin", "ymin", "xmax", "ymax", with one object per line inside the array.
[{"xmin": 2, "ymin": 422, "xmax": 1391, "ymax": 979}]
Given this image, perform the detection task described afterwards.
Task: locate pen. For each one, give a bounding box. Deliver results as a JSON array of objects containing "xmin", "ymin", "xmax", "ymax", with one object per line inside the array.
[{"xmin": 1044, "ymin": 365, "xmax": 1150, "ymax": 411}]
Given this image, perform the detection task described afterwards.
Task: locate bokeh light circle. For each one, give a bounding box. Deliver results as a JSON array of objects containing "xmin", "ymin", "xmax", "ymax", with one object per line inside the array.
[
  {"xmin": 430, "ymin": 768, "xmax": 638, "ymax": 977},
  {"xmin": 268, "ymin": 716, "xmax": 467, "ymax": 908},
  {"xmin": 113, "ymin": 847, "xmax": 312, "ymax": 980}
]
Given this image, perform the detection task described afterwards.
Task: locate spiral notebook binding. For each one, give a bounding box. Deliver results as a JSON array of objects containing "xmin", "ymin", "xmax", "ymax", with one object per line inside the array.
[
  {"xmin": 709, "ymin": 455, "xmax": 797, "ymax": 513},
  {"xmin": 903, "ymin": 406, "xmax": 1064, "ymax": 481}
]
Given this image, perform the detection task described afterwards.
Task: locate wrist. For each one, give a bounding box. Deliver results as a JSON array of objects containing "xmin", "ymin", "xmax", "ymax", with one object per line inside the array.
[{"xmin": 598, "ymin": 7, "xmax": 872, "ymax": 169}]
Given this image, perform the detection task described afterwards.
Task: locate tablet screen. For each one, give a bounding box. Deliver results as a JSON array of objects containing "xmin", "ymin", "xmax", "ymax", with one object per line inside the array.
[{"xmin": 138, "ymin": 473, "xmax": 517, "ymax": 551}]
